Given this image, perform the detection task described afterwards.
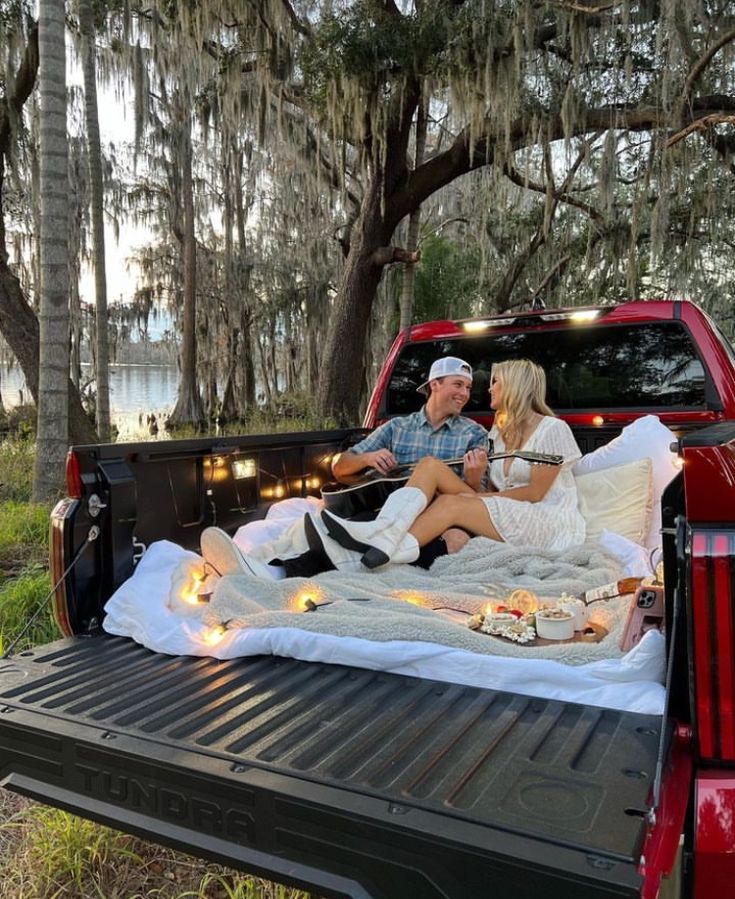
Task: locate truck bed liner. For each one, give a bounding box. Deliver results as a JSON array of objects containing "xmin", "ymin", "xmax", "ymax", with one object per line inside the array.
[{"xmin": 0, "ymin": 634, "xmax": 664, "ymax": 898}]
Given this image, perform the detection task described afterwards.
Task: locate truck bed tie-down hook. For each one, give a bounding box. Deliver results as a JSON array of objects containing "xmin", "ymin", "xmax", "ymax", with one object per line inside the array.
[{"xmin": 0, "ymin": 526, "xmax": 100, "ymax": 660}]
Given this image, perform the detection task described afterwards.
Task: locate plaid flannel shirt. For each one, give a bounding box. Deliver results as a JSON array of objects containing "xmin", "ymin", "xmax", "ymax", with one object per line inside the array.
[{"xmin": 349, "ymin": 408, "xmax": 488, "ymax": 472}]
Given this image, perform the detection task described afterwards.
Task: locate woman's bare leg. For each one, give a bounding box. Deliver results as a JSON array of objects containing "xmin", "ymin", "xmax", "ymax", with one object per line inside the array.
[
  {"xmin": 405, "ymin": 456, "xmax": 474, "ymax": 502},
  {"xmin": 409, "ymin": 493, "xmax": 503, "ymax": 546}
]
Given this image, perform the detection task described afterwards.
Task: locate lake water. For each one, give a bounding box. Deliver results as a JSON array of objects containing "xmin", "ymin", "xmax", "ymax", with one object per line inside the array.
[{"xmin": 1, "ymin": 363, "xmax": 179, "ymax": 440}]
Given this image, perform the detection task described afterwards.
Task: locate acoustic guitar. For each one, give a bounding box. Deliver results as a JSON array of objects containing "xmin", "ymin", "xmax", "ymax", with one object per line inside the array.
[{"xmin": 320, "ymin": 450, "xmax": 564, "ymax": 518}]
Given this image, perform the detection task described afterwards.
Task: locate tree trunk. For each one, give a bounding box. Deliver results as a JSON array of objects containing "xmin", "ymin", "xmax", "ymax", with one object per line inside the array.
[
  {"xmin": 0, "ymin": 260, "xmax": 96, "ymax": 443},
  {"xmin": 398, "ymin": 99, "xmax": 427, "ymax": 331},
  {"xmin": 240, "ymin": 306, "xmax": 256, "ymax": 413},
  {"xmin": 0, "ymin": 15, "xmax": 94, "ymax": 446},
  {"xmin": 34, "ymin": 0, "xmax": 69, "ymax": 501},
  {"xmin": 234, "ymin": 145, "xmax": 256, "ymax": 413},
  {"xmin": 317, "ymin": 178, "xmax": 387, "ymax": 425},
  {"xmin": 80, "ymin": 0, "xmax": 111, "ymax": 441},
  {"xmin": 169, "ymin": 114, "xmax": 205, "ymax": 429},
  {"xmin": 256, "ymin": 331, "xmax": 273, "ymax": 408}
]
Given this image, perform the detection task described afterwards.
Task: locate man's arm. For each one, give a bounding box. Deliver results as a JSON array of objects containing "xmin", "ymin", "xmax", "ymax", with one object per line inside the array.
[
  {"xmin": 332, "ymin": 447, "xmax": 398, "ymax": 480},
  {"xmin": 332, "ymin": 421, "xmax": 397, "ymax": 482}
]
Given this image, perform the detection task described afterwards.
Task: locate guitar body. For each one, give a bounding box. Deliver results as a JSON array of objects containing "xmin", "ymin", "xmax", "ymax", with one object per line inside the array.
[
  {"xmin": 321, "ymin": 452, "xmax": 562, "ymax": 519},
  {"xmin": 321, "ymin": 462, "xmax": 464, "ymax": 518}
]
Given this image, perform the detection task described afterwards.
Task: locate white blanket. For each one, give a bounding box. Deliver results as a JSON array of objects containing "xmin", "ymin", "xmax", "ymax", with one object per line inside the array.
[{"xmin": 103, "ymin": 537, "xmax": 667, "ymax": 716}]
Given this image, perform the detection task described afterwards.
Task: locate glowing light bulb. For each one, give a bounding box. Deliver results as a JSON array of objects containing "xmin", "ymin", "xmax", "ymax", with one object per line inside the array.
[
  {"xmin": 395, "ymin": 590, "xmax": 428, "ymax": 607},
  {"xmin": 181, "ymin": 588, "xmax": 200, "ymax": 606},
  {"xmin": 592, "ymin": 415, "xmax": 604, "ymax": 427},
  {"xmin": 274, "ymin": 481, "xmax": 286, "ymax": 499},
  {"xmin": 295, "ymin": 586, "xmax": 324, "ymax": 611},
  {"xmin": 203, "ymin": 625, "xmax": 226, "ymax": 646}
]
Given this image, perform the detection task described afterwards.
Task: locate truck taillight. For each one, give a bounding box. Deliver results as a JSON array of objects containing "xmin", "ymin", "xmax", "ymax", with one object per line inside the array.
[
  {"xmin": 691, "ymin": 531, "xmax": 735, "ymax": 761},
  {"xmin": 49, "ymin": 498, "xmax": 75, "ymax": 637},
  {"xmin": 65, "ymin": 450, "xmax": 82, "ymax": 498}
]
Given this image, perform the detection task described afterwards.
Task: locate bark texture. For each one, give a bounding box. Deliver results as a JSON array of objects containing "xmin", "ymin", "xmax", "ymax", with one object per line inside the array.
[
  {"xmin": 79, "ymin": 0, "xmax": 111, "ymax": 441},
  {"xmin": 34, "ymin": 0, "xmax": 70, "ymax": 501}
]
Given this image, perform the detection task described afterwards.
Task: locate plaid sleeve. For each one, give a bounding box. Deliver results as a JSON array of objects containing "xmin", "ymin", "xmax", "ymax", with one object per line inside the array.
[
  {"xmin": 348, "ymin": 419, "xmax": 396, "ymax": 456},
  {"xmin": 467, "ymin": 423, "xmax": 489, "ymax": 452}
]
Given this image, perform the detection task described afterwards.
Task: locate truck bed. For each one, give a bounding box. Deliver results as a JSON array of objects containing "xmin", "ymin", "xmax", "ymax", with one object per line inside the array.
[{"xmin": 0, "ymin": 634, "xmax": 664, "ymax": 898}]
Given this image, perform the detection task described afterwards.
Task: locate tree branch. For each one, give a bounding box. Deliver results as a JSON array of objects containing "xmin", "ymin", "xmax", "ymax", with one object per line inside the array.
[
  {"xmin": 666, "ymin": 114, "xmax": 735, "ymax": 148},
  {"xmin": 394, "ymin": 97, "xmax": 735, "ymax": 225},
  {"xmin": 677, "ymin": 27, "xmax": 735, "ymax": 125},
  {"xmin": 0, "ymin": 19, "xmax": 39, "ymax": 154},
  {"xmin": 371, "ymin": 246, "xmax": 421, "ymax": 267}
]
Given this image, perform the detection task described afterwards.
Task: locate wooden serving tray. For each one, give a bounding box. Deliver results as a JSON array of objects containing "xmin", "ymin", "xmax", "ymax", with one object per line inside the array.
[{"xmin": 488, "ymin": 621, "xmax": 608, "ymax": 647}]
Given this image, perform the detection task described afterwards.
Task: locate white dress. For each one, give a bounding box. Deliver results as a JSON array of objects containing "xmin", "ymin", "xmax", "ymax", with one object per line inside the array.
[{"xmin": 483, "ymin": 416, "xmax": 586, "ymax": 551}]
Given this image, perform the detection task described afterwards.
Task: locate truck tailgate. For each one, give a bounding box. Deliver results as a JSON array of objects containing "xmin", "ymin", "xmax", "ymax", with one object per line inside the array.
[{"xmin": 0, "ymin": 634, "xmax": 663, "ymax": 899}]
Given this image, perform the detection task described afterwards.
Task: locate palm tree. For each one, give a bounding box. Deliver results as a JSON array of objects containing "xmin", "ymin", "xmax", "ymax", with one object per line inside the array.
[{"xmin": 33, "ymin": 0, "xmax": 69, "ymax": 501}]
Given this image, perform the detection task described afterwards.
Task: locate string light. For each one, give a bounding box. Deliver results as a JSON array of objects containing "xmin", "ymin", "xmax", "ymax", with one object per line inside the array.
[
  {"xmin": 394, "ymin": 590, "xmax": 430, "ymax": 607},
  {"xmin": 203, "ymin": 625, "xmax": 226, "ymax": 646},
  {"xmin": 295, "ymin": 586, "xmax": 325, "ymax": 611}
]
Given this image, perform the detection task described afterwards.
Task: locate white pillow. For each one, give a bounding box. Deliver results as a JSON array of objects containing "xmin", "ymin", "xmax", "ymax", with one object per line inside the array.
[
  {"xmin": 573, "ymin": 415, "xmax": 678, "ymax": 549},
  {"xmin": 575, "ymin": 458, "xmax": 653, "ymax": 546},
  {"xmin": 598, "ymin": 529, "xmax": 655, "ymax": 578}
]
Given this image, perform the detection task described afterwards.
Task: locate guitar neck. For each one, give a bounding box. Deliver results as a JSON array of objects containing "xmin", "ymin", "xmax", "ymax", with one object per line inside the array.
[{"xmin": 402, "ymin": 450, "xmax": 561, "ymax": 467}]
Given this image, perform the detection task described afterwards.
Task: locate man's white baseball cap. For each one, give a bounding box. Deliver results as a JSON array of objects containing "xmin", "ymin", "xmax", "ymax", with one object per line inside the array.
[{"xmin": 417, "ymin": 356, "xmax": 473, "ymax": 396}]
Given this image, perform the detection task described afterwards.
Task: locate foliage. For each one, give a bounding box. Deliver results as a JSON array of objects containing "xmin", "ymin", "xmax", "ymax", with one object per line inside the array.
[
  {"xmin": 0, "ymin": 565, "xmax": 55, "ymax": 655},
  {"xmin": 0, "ymin": 436, "xmax": 37, "ymax": 501},
  {"xmin": 0, "ymin": 800, "xmax": 315, "ymax": 899},
  {"xmin": 412, "ymin": 234, "xmax": 481, "ymax": 323}
]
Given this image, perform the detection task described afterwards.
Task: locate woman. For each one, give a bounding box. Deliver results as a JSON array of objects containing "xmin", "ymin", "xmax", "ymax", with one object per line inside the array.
[{"xmin": 320, "ymin": 358, "xmax": 586, "ymax": 567}]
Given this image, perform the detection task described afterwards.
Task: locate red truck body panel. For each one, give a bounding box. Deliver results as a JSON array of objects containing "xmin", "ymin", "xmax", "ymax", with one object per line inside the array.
[
  {"xmin": 364, "ymin": 299, "xmax": 735, "ymax": 431},
  {"xmin": 362, "ymin": 299, "xmax": 735, "ymax": 895},
  {"xmin": 693, "ymin": 772, "xmax": 735, "ymax": 897}
]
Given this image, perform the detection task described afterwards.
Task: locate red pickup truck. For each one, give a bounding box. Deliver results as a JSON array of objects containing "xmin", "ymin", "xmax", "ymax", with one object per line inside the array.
[{"xmin": 1, "ymin": 298, "xmax": 734, "ymax": 898}]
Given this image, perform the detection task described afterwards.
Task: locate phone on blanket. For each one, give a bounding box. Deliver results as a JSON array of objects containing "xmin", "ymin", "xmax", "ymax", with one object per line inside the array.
[{"xmin": 619, "ymin": 584, "xmax": 665, "ymax": 652}]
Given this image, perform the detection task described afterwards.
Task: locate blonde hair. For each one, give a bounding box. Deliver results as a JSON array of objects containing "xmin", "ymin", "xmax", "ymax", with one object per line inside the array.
[{"xmin": 491, "ymin": 359, "xmax": 555, "ymax": 450}]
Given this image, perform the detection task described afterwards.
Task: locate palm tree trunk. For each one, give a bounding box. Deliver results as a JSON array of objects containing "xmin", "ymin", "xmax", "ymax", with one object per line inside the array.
[
  {"xmin": 33, "ymin": 0, "xmax": 69, "ymax": 501},
  {"xmin": 79, "ymin": 0, "xmax": 111, "ymax": 441}
]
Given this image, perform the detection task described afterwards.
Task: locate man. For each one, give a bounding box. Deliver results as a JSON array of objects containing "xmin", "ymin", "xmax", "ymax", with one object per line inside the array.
[
  {"xmin": 332, "ymin": 355, "xmax": 488, "ymax": 492},
  {"xmin": 197, "ymin": 357, "xmax": 489, "ymax": 581}
]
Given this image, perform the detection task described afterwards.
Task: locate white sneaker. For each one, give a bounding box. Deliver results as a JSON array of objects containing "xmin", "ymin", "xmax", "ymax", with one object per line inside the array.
[{"xmin": 200, "ymin": 527, "xmax": 274, "ymax": 579}]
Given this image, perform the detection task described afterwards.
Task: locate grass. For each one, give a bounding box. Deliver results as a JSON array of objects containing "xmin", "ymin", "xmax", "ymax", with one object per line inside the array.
[
  {"xmin": 0, "ymin": 435, "xmax": 321, "ymax": 899},
  {"xmin": 0, "ymin": 434, "xmax": 37, "ymax": 502},
  {"xmin": 1, "ymin": 795, "xmax": 314, "ymax": 898}
]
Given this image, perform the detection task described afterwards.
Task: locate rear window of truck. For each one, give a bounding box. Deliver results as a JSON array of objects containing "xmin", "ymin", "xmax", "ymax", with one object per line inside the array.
[{"xmin": 387, "ymin": 321, "xmax": 708, "ymax": 414}]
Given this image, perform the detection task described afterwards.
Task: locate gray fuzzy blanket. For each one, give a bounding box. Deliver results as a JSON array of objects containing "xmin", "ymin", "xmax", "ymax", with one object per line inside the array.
[{"xmin": 203, "ymin": 538, "xmax": 631, "ymax": 665}]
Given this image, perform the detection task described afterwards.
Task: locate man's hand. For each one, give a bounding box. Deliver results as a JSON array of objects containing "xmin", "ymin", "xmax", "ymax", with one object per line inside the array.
[
  {"xmin": 442, "ymin": 528, "xmax": 470, "ymax": 554},
  {"xmin": 365, "ymin": 449, "xmax": 398, "ymax": 474},
  {"xmin": 462, "ymin": 448, "xmax": 488, "ymax": 491}
]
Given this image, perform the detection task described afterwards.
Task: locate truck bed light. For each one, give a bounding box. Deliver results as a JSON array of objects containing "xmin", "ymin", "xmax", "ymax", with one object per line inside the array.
[{"xmin": 232, "ymin": 458, "xmax": 257, "ymax": 479}]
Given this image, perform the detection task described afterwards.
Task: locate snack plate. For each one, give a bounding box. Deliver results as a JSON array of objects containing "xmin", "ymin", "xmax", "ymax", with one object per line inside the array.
[{"xmin": 489, "ymin": 620, "xmax": 608, "ymax": 647}]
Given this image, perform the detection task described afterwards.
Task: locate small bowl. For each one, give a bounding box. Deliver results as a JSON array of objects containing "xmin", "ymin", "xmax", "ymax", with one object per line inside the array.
[
  {"xmin": 557, "ymin": 597, "xmax": 589, "ymax": 631},
  {"xmin": 535, "ymin": 609, "xmax": 575, "ymax": 641}
]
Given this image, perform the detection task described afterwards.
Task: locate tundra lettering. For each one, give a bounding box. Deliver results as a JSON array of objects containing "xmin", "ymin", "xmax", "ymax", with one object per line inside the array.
[{"xmin": 76, "ymin": 764, "xmax": 255, "ymax": 842}]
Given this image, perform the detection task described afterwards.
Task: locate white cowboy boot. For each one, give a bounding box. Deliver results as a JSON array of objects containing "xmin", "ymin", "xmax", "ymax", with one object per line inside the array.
[
  {"xmin": 321, "ymin": 486, "xmax": 427, "ymax": 569},
  {"xmin": 200, "ymin": 527, "xmax": 275, "ymax": 579},
  {"xmin": 306, "ymin": 512, "xmax": 419, "ymax": 569}
]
